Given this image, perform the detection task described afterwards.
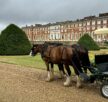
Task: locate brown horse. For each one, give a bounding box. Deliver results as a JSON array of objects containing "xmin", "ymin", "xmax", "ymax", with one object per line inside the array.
[
  {"xmin": 30, "ymin": 43, "xmax": 66, "ymax": 79},
  {"xmin": 71, "ymin": 44, "xmax": 91, "ymax": 73},
  {"xmin": 31, "ymin": 43, "xmax": 83, "ymax": 87}
]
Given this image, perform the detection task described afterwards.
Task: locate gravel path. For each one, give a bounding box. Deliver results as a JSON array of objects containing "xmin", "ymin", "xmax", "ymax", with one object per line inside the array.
[{"xmin": 0, "ymin": 62, "xmax": 107, "ymax": 102}]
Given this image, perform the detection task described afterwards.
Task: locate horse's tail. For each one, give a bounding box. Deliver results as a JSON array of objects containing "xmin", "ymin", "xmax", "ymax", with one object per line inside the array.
[
  {"xmin": 72, "ymin": 49, "xmax": 90, "ymax": 81},
  {"xmin": 72, "ymin": 49, "xmax": 83, "ymax": 74}
]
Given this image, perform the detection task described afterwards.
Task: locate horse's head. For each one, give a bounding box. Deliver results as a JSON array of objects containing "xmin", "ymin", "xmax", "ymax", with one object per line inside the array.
[{"xmin": 30, "ymin": 44, "xmax": 42, "ymax": 56}]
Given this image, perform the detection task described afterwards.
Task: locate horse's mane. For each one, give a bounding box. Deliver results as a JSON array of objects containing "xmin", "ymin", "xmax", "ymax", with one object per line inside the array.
[
  {"xmin": 72, "ymin": 44, "xmax": 88, "ymax": 52},
  {"xmin": 44, "ymin": 42, "xmax": 63, "ymax": 46}
]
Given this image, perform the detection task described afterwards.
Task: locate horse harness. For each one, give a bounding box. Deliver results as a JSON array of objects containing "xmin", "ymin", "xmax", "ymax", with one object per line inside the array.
[{"xmin": 42, "ymin": 45, "xmax": 66, "ymax": 61}]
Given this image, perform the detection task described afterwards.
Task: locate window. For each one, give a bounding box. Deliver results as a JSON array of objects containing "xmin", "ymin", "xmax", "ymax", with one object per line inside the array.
[
  {"xmin": 87, "ymin": 27, "xmax": 90, "ymax": 30},
  {"xmin": 97, "ymin": 20, "xmax": 101, "ymax": 24},
  {"xmin": 75, "ymin": 24, "xmax": 78, "ymax": 27},
  {"xmin": 71, "ymin": 24, "xmax": 74, "ymax": 27},
  {"xmin": 79, "ymin": 28, "xmax": 82, "ymax": 31},
  {"xmin": 61, "ymin": 29, "xmax": 63, "ymax": 32},
  {"xmin": 83, "ymin": 22, "xmax": 86, "ymax": 26},
  {"xmin": 79, "ymin": 23, "xmax": 82, "ymax": 27},
  {"xmin": 87, "ymin": 21, "xmax": 90, "ymax": 25},
  {"xmin": 103, "ymin": 20, "xmax": 107, "ymax": 24},
  {"xmin": 92, "ymin": 21, "xmax": 95, "ymax": 25},
  {"xmin": 61, "ymin": 26, "xmax": 63, "ymax": 28},
  {"xmin": 68, "ymin": 25, "xmax": 70, "ymax": 28}
]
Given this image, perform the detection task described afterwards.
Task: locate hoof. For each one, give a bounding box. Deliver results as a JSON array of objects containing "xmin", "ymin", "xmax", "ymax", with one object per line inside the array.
[
  {"xmin": 63, "ymin": 81, "xmax": 70, "ymax": 87},
  {"xmin": 45, "ymin": 78, "xmax": 51, "ymax": 82},
  {"xmin": 63, "ymin": 76, "xmax": 71, "ymax": 87},
  {"xmin": 76, "ymin": 83, "xmax": 82, "ymax": 88},
  {"xmin": 76, "ymin": 75, "xmax": 82, "ymax": 88},
  {"xmin": 45, "ymin": 78, "xmax": 54, "ymax": 82},
  {"xmin": 58, "ymin": 75, "xmax": 66, "ymax": 79}
]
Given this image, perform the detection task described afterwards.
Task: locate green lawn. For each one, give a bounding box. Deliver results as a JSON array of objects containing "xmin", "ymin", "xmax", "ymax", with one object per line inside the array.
[
  {"xmin": 0, "ymin": 54, "xmax": 46, "ymax": 70},
  {"xmin": 0, "ymin": 54, "xmax": 60, "ymax": 71}
]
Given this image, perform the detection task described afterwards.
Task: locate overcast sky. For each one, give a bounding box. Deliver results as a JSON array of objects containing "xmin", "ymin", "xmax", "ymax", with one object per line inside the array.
[{"xmin": 0, "ymin": 0, "xmax": 108, "ymax": 31}]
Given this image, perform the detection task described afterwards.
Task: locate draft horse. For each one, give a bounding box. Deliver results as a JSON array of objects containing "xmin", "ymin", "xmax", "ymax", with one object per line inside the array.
[
  {"xmin": 43, "ymin": 42, "xmax": 66, "ymax": 78},
  {"xmin": 31, "ymin": 43, "xmax": 83, "ymax": 87},
  {"xmin": 72, "ymin": 44, "xmax": 91, "ymax": 73},
  {"xmin": 30, "ymin": 43, "xmax": 66, "ymax": 78}
]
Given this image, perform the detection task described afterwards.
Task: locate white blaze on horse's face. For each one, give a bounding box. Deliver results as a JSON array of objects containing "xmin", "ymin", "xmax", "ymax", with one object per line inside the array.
[
  {"xmin": 30, "ymin": 46, "xmax": 38, "ymax": 56},
  {"xmin": 29, "ymin": 51, "xmax": 32, "ymax": 56},
  {"xmin": 29, "ymin": 49, "xmax": 35, "ymax": 56}
]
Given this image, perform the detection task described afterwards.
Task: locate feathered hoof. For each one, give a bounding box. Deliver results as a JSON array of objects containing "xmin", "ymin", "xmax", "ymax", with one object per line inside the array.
[
  {"xmin": 45, "ymin": 78, "xmax": 54, "ymax": 82},
  {"xmin": 63, "ymin": 81, "xmax": 70, "ymax": 87}
]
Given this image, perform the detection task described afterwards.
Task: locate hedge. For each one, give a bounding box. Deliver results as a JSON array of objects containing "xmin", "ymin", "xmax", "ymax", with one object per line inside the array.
[
  {"xmin": 0, "ymin": 24, "xmax": 31, "ymax": 55},
  {"xmin": 78, "ymin": 33, "xmax": 100, "ymax": 50}
]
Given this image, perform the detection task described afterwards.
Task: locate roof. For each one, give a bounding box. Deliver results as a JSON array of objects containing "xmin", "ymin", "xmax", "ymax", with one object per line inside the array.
[{"xmin": 94, "ymin": 28, "xmax": 108, "ymax": 34}]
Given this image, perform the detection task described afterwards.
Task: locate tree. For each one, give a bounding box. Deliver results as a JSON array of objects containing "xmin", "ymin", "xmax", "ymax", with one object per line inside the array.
[
  {"xmin": 78, "ymin": 33, "xmax": 100, "ymax": 50},
  {"xmin": 0, "ymin": 24, "xmax": 31, "ymax": 55}
]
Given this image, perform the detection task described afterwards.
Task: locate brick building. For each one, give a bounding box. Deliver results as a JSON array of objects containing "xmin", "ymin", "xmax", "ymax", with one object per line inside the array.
[{"xmin": 22, "ymin": 13, "xmax": 108, "ymax": 44}]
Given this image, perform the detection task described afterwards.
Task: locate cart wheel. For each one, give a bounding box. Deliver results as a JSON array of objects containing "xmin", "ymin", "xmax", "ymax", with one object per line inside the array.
[{"xmin": 100, "ymin": 82, "xmax": 108, "ymax": 98}]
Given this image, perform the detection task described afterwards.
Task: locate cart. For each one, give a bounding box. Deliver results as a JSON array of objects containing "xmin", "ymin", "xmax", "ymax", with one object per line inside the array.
[{"xmin": 88, "ymin": 54, "xmax": 108, "ymax": 98}]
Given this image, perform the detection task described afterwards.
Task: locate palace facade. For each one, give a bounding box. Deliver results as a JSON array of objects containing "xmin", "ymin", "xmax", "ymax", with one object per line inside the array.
[{"xmin": 22, "ymin": 13, "xmax": 108, "ymax": 44}]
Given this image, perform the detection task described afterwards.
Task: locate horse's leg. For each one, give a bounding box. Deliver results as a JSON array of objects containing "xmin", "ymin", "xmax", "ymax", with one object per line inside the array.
[
  {"xmin": 76, "ymin": 75, "xmax": 82, "ymax": 88},
  {"xmin": 50, "ymin": 63, "xmax": 54, "ymax": 80},
  {"xmin": 71, "ymin": 54, "xmax": 84, "ymax": 88},
  {"xmin": 64, "ymin": 64, "xmax": 71, "ymax": 86},
  {"xmin": 58, "ymin": 63, "xmax": 66, "ymax": 79},
  {"xmin": 45, "ymin": 62, "xmax": 54, "ymax": 82},
  {"xmin": 83, "ymin": 66, "xmax": 87, "ymax": 74},
  {"xmin": 72, "ymin": 62, "xmax": 82, "ymax": 88}
]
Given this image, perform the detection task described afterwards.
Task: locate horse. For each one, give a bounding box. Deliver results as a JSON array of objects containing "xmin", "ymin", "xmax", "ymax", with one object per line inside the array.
[
  {"xmin": 71, "ymin": 44, "xmax": 91, "ymax": 73},
  {"xmin": 44, "ymin": 43, "xmax": 91, "ymax": 79},
  {"xmin": 31, "ymin": 43, "xmax": 66, "ymax": 79},
  {"xmin": 31, "ymin": 43, "xmax": 83, "ymax": 87}
]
